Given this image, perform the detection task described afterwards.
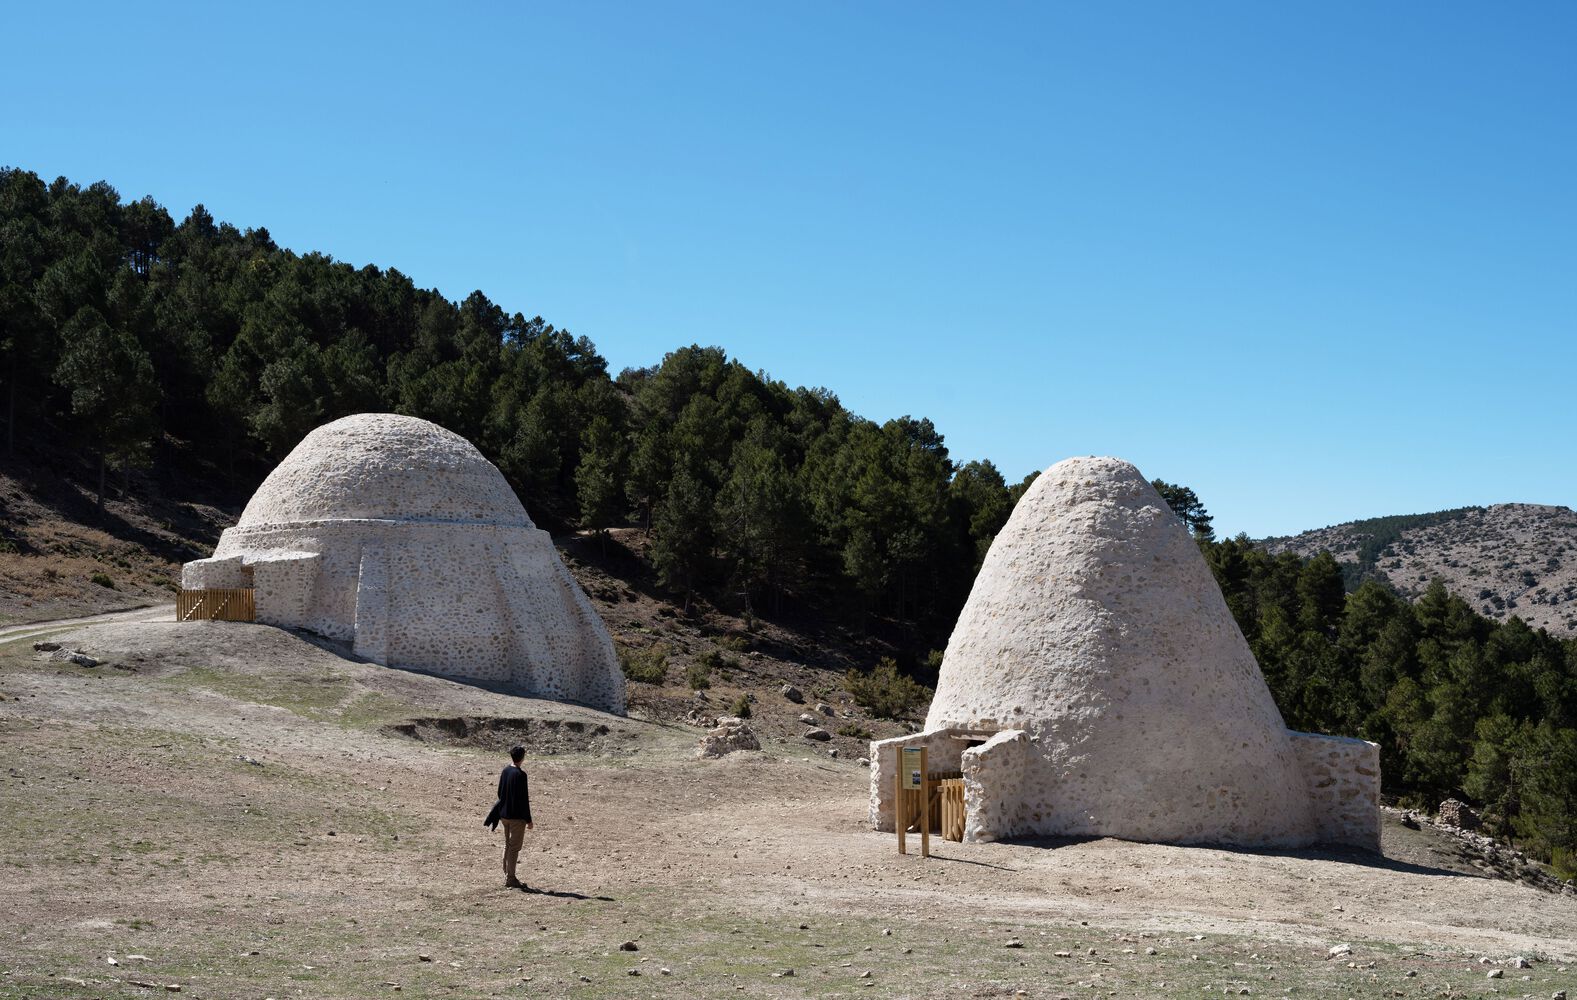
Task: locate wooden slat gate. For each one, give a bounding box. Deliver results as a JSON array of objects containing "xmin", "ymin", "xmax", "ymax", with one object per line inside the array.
[
  {"xmin": 176, "ymin": 588, "xmax": 256, "ymax": 622},
  {"xmin": 939, "ymin": 777, "xmax": 965, "ymax": 842}
]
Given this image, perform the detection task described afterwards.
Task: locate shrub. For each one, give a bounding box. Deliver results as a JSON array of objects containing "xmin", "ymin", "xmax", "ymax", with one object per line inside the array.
[
  {"xmin": 90, "ymin": 572, "xmax": 115, "ymax": 589},
  {"xmin": 730, "ymin": 694, "xmax": 752, "ymax": 719},
  {"xmin": 718, "ymin": 635, "xmax": 751, "ymax": 653},
  {"xmin": 617, "ymin": 643, "xmax": 668, "ymax": 684},
  {"xmin": 846, "ymin": 657, "xmax": 931, "ymax": 720},
  {"xmin": 838, "ymin": 723, "xmax": 873, "ymax": 740},
  {"xmin": 686, "ymin": 660, "xmax": 711, "ymax": 690}
]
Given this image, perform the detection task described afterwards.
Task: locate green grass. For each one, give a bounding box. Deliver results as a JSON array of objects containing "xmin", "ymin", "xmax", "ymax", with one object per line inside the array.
[{"xmin": 161, "ymin": 665, "xmax": 352, "ymax": 718}]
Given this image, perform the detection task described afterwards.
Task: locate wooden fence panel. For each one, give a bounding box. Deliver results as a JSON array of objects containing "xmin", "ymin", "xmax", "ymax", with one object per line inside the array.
[{"xmin": 176, "ymin": 588, "xmax": 256, "ymax": 622}]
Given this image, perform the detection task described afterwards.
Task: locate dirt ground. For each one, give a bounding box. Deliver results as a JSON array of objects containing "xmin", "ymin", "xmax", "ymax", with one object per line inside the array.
[{"xmin": 2, "ymin": 617, "xmax": 1576, "ymax": 1000}]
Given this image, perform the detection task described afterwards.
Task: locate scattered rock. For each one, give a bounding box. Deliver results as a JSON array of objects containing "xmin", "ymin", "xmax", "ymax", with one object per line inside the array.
[
  {"xmin": 772, "ymin": 969, "xmax": 795, "ymax": 978},
  {"xmin": 418, "ymin": 954, "xmax": 432, "ymax": 962},
  {"xmin": 816, "ymin": 703, "xmax": 834, "ymax": 716},
  {"xmin": 1487, "ymin": 969, "xmax": 1503, "ymax": 979},
  {"xmin": 696, "ymin": 717, "xmax": 760, "ymax": 758},
  {"xmin": 1552, "ymin": 990, "xmax": 1566, "ymax": 1000},
  {"xmin": 659, "ymin": 967, "xmax": 671, "ymax": 976},
  {"xmin": 798, "ymin": 713, "xmax": 818, "ymax": 725},
  {"xmin": 32, "ymin": 641, "xmax": 60, "ymax": 652},
  {"xmin": 857, "ymin": 757, "xmax": 870, "ymax": 767},
  {"xmin": 804, "ymin": 727, "xmax": 831, "ymax": 742},
  {"xmin": 619, "ymin": 941, "xmax": 638, "ymax": 952},
  {"xmin": 626, "ymin": 969, "xmax": 640, "ymax": 976},
  {"xmin": 1005, "ymin": 938, "xmax": 1024, "ymax": 948},
  {"xmin": 1400, "ymin": 810, "xmax": 1421, "ymax": 829},
  {"xmin": 1146, "ymin": 947, "xmax": 1158, "ymax": 955},
  {"xmin": 235, "ymin": 755, "xmax": 263, "ymax": 767},
  {"xmin": 1328, "ymin": 944, "xmax": 1353, "ymax": 959},
  {"xmin": 51, "ymin": 648, "xmax": 99, "ymax": 667},
  {"xmin": 780, "ymin": 684, "xmax": 804, "ymax": 703},
  {"xmin": 828, "ymin": 748, "xmax": 839, "ymax": 758},
  {"xmin": 1512, "ymin": 956, "xmax": 1532, "ymax": 969}
]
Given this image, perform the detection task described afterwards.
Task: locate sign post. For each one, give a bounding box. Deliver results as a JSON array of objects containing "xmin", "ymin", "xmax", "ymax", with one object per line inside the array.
[{"xmin": 895, "ymin": 744, "xmax": 930, "ymax": 857}]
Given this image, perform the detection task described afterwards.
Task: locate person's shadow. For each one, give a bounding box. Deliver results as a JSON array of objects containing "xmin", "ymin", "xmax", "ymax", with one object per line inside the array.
[{"xmin": 518, "ymin": 885, "xmax": 615, "ymax": 901}]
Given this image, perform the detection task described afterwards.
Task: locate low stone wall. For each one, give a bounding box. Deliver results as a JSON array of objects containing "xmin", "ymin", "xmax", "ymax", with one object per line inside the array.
[
  {"xmin": 867, "ymin": 729, "xmax": 964, "ymax": 832},
  {"xmin": 181, "ymin": 554, "xmax": 250, "ymax": 589},
  {"xmin": 1288, "ymin": 730, "xmax": 1381, "ymax": 851},
  {"xmin": 962, "ymin": 729, "xmax": 1029, "ymax": 842}
]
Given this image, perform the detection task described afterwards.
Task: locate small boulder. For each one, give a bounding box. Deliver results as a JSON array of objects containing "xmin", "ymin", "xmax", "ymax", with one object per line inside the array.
[
  {"xmin": 697, "ymin": 717, "xmax": 760, "ymax": 758},
  {"xmin": 816, "ymin": 702, "xmax": 834, "ymax": 716},
  {"xmin": 1327, "ymin": 944, "xmax": 1352, "ymax": 959},
  {"xmin": 1512, "ymin": 956, "xmax": 1531, "ymax": 969},
  {"xmin": 798, "ymin": 713, "xmax": 818, "ymax": 725},
  {"xmin": 1487, "ymin": 969, "xmax": 1503, "ymax": 980},
  {"xmin": 32, "ymin": 641, "xmax": 60, "ymax": 652},
  {"xmin": 780, "ymin": 684, "xmax": 804, "ymax": 703},
  {"xmin": 804, "ymin": 728, "xmax": 831, "ymax": 742},
  {"xmin": 619, "ymin": 941, "xmax": 638, "ymax": 952}
]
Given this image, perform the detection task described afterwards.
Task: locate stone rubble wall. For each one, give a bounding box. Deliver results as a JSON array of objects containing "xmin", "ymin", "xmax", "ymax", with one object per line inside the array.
[
  {"xmin": 1288, "ymin": 730, "xmax": 1382, "ymax": 852},
  {"xmin": 867, "ymin": 729, "xmax": 964, "ymax": 832},
  {"xmin": 961, "ymin": 729, "xmax": 1030, "ymax": 843},
  {"xmin": 181, "ymin": 554, "xmax": 249, "ymax": 589}
]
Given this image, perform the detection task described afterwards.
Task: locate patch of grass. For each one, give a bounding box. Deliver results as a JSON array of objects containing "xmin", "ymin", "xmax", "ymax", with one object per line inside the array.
[
  {"xmin": 164, "ymin": 666, "xmax": 351, "ymax": 718},
  {"xmin": 729, "ymin": 694, "xmax": 751, "ymax": 719},
  {"xmin": 90, "ymin": 572, "xmax": 115, "ymax": 589},
  {"xmin": 685, "ymin": 660, "xmax": 711, "ymax": 690},
  {"xmin": 837, "ymin": 723, "xmax": 872, "ymax": 739},
  {"xmin": 716, "ymin": 635, "xmax": 751, "ymax": 654}
]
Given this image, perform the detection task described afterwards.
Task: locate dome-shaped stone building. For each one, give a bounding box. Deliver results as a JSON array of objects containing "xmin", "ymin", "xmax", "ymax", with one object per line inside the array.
[
  {"xmin": 870, "ymin": 456, "xmax": 1377, "ymax": 849},
  {"xmin": 182, "ymin": 413, "xmax": 626, "ymax": 715}
]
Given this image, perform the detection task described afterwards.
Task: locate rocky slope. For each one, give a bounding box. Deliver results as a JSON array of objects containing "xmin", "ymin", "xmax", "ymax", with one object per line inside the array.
[{"xmin": 1262, "ymin": 503, "xmax": 1577, "ymax": 638}]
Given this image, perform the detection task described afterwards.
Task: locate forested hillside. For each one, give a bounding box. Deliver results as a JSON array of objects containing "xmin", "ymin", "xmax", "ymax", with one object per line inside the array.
[{"xmin": 1, "ymin": 168, "xmax": 1573, "ymax": 875}]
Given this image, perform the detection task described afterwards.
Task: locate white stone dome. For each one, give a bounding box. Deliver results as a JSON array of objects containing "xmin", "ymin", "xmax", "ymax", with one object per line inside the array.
[
  {"xmin": 183, "ymin": 412, "xmax": 626, "ymax": 715},
  {"xmin": 236, "ymin": 413, "xmax": 532, "ymax": 528},
  {"xmin": 926, "ymin": 455, "xmax": 1319, "ymax": 846}
]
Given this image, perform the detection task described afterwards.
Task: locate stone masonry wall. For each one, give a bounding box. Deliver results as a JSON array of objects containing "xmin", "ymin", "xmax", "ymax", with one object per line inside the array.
[
  {"xmin": 192, "ymin": 519, "xmax": 625, "ymax": 714},
  {"xmin": 961, "ymin": 730, "xmax": 1030, "ymax": 842},
  {"xmin": 1288, "ymin": 730, "xmax": 1382, "ymax": 852}
]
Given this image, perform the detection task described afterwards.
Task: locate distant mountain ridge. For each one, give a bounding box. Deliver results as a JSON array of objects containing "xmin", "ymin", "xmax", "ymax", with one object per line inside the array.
[{"xmin": 1261, "ymin": 503, "xmax": 1577, "ymax": 638}]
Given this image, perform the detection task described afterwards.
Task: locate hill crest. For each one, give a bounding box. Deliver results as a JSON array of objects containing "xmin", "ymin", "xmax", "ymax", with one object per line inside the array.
[{"xmin": 1262, "ymin": 502, "xmax": 1577, "ymax": 638}]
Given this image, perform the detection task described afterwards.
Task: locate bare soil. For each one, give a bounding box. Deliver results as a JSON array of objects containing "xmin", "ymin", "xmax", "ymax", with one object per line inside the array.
[{"xmin": 2, "ymin": 616, "xmax": 1575, "ymax": 1000}]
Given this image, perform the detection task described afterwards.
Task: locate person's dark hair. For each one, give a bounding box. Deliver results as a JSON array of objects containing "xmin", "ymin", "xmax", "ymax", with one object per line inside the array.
[{"xmin": 509, "ymin": 745, "xmax": 525, "ymax": 763}]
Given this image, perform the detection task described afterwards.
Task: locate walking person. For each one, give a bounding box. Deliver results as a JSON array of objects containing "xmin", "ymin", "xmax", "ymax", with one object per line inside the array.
[{"xmin": 488, "ymin": 745, "xmax": 534, "ymax": 889}]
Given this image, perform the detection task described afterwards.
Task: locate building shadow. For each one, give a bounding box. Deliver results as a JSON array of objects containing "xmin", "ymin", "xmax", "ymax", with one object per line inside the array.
[{"xmin": 997, "ymin": 833, "xmax": 1475, "ymax": 880}]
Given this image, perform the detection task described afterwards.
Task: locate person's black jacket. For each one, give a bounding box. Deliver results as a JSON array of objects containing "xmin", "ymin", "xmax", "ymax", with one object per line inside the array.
[{"xmin": 497, "ymin": 764, "xmax": 532, "ymax": 823}]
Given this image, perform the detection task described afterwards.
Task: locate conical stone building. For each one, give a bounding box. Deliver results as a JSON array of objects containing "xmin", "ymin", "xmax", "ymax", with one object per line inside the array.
[
  {"xmin": 182, "ymin": 413, "xmax": 626, "ymax": 715},
  {"xmin": 870, "ymin": 456, "xmax": 1378, "ymax": 849}
]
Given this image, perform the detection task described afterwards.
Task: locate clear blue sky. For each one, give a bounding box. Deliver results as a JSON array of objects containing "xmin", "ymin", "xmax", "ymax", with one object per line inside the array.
[{"xmin": 5, "ymin": 2, "xmax": 1574, "ymax": 537}]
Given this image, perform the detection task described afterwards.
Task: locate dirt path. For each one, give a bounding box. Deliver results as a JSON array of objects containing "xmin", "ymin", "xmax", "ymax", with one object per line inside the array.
[{"xmin": 0, "ymin": 602, "xmax": 172, "ymax": 644}]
